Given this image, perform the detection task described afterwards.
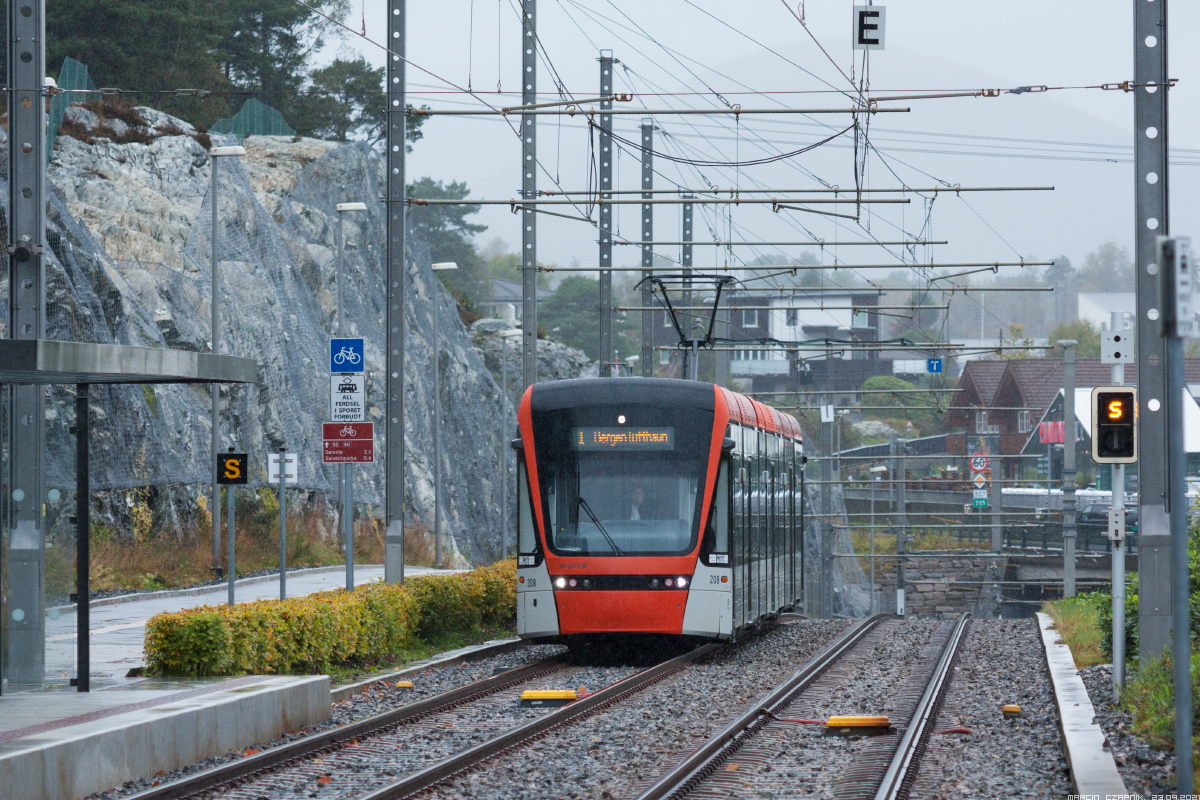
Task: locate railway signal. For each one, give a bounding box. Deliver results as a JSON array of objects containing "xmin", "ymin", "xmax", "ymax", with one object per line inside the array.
[{"xmin": 1090, "ymin": 386, "xmax": 1137, "ymax": 464}]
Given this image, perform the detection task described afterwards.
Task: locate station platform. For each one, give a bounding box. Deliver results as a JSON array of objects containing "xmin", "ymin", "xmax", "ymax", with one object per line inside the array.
[
  {"xmin": 0, "ymin": 674, "xmax": 329, "ymax": 800},
  {"xmin": 1, "ymin": 563, "xmax": 460, "ymax": 800}
]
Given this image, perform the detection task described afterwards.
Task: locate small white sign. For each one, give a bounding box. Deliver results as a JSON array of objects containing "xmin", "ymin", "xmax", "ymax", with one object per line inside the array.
[
  {"xmin": 896, "ymin": 587, "xmax": 905, "ymax": 616},
  {"xmin": 330, "ymin": 374, "xmax": 366, "ymax": 422},
  {"xmin": 1100, "ymin": 330, "xmax": 1135, "ymax": 364},
  {"xmin": 973, "ymin": 489, "xmax": 988, "ymax": 500},
  {"xmin": 268, "ymin": 453, "xmax": 299, "ymax": 485},
  {"xmin": 820, "ymin": 404, "xmax": 835, "ymax": 424},
  {"xmin": 853, "ymin": 5, "xmax": 886, "ymax": 50}
]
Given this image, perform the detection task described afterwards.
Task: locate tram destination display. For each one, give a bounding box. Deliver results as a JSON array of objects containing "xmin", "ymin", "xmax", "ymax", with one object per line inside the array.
[{"xmin": 572, "ymin": 427, "xmax": 674, "ymax": 450}]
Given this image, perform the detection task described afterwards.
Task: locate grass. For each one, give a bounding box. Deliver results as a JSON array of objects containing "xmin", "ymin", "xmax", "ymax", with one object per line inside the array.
[
  {"xmin": 1043, "ymin": 595, "xmax": 1107, "ymax": 669},
  {"xmin": 46, "ymin": 488, "xmax": 445, "ymax": 596},
  {"xmin": 1120, "ymin": 647, "xmax": 1200, "ymax": 789}
]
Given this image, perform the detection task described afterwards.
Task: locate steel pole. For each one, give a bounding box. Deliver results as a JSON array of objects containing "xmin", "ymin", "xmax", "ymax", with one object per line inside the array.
[
  {"xmin": 1134, "ymin": 0, "xmax": 1172, "ymax": 663},
  {"xmin": 1110, "ymin": 311, "xmax": 1126, "ymax": 698},
  {"xmin": 640, "ymin": 120, "xmax": 653, "ymax": 377},
  {"xmin": 338, "ymin": 213, "xmax": 354, "ymax": 591},
  {"xmin": 211, "ymin": 156, "xmax": 221, "ymax": 573},
  {"xmin": 434, "ymin": 301, "xmax": 442, "ymax": 566},
  {"xmin": 227, "ymin": 480, "xmax": 235, "ymax": 607},
  {"xmin": 74, "ymin": 384, "xmax": 89, "ymax": 692},
  {"xmin": 384, "ymin": 0, "xmax": 408, "ymax": 584},
  {"xmin": 278, "ymin": 449, "xmax": 287, "ymax": 601},
  {"xmin": 6, "ymin": 0, "xmax": 49, "ymax": 687},
  {"xmin": 520, "ymin": 0, "xmax": 538, "ymax": 388},
  {"xmin": 897, "ymin": 444, "xmax": 907, "ymax": 617},
  {"xmin": 1159, "ymin": 236, "xmax": 1192, "ymax": 793},
  {"xmin": 598, "ymin": 53, "xmax": 614, "ymax": 376},
  {"xmin": 1060, "ymin": 341, "xmax": 1076, "ymax": 597},
  {"xmin": 819, "ymin": 406, "xmax": 833, "ymax": 618},
  {"xmin": 501, "ymin": 336, "xmax": 508, "ymax": 558}
]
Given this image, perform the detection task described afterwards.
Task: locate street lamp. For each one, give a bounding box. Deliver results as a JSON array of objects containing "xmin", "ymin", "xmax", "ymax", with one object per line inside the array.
[
  {"xmin": 336, "ymin": 202, "xmax": 367, "ymax": 592},
  {"xmin": 500, "ymin": 328, "xmax": 522, "ymax": 559},
  {"xmin": 431, "ymin": 262, "xmax": 458, "ymax": 566},
  {"xmin": 209, "ymin": 144, "xmax": 246, "ymax": 575}
]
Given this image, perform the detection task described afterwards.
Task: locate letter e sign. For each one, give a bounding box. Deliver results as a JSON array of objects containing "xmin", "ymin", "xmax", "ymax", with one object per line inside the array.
[{"xmin": 854, "ymin": 6, "xmax": 886, "ymax": 50}]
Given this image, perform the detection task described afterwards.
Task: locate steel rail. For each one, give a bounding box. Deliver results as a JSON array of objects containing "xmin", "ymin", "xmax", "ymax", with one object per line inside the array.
[
  {"xmin": 633, "ymin": 614, "xmax": 890, "ymax": 800},
  {"xmin": 357, "ymin": 642, "xmax": 722, "ymax": 800},
  {"xmin": 120, "ymin": 656, "xmax": 566, "ymax": 800},
  {"xmin": 874, "ymin": 613, "xmax": 972, "ymax": 800}
]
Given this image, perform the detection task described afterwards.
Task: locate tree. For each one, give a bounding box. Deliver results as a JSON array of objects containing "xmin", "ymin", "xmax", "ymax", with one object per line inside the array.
[
  {"xmin": 47, "ymin": 0, "xmax": 231, "ymax": 127},
  {"xmin": 1046, "ymin": 318, "xmax": 1102, "ymax": 358},
  {"xmin": 539, "ymin": 276, "xmax": 635, "ymax": 360},
  {"xmin": 861, "ymin": 375, "xmax": 941, "ymax": 438},
  {"xmin": 1077, "ymin": 242, "xmax": 1134, "ymax": 293},
  {"xmin": 306, "ymin": 57, "xmax": 384, "ymax": 141},
  {"xmin": 216, "ymin": 0, "xmax": 348, "ymax": 132},
  {"xmin": 407, "ymin": 178, "xmax": 491, "ymax": 307}
]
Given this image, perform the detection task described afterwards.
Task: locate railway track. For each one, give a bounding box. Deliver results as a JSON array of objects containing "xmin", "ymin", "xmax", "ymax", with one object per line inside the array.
[
  {"xmin": 634, "ymin": 613, "xmax": 971, "ymax": 800},
  {"xmin": 121, "ymin": 655, "xmax": 570, "ymax": 800}
]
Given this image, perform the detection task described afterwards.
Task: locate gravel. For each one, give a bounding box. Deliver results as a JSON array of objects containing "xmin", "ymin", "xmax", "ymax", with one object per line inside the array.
[
  {"xmin": 908, "ymin": 619, "xmax": 1073, "ymax": 800},
  {"xmin": 1080, "ymin": 663, "xmax": 1176, "ymax": 796},
  {"xmin": 84, "ymin": 643, "xmax": 566, "ymax": 799},
  {"xmin": 418, "ymin": 618, "xmax": 851, "ymax": 800},
  {"xmin": 667, "ymin": 619, "xmax": 950, "ymax": 800}
]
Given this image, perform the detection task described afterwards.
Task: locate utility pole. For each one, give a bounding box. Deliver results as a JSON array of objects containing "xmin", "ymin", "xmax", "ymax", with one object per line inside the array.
[
  {"xmin": 1134, "ymin": 0, "xmax": 1172, "ymax": 662},
  {"xmin": 1159, "ymin": 236, "xmax": 1192, "ymax": 793},
  {"xmin": 520, "ymin": 0, "xmax": 538, "ymax": 388},
  {"xmin": 640, "ymin": 119, "xmax": 653, "ymax": 377},
  {"xmin": 384, "ymin": 0, "xmax": 407, "ymax": 584},
  {"xmin": 989, "ymin": 459, "xmax": 1003, "ymax": 552},
  {"xmin": 6, "ymin": 0, "xmax": 48, "ymax": 686},
  {"xmin": 1060, "ymin": 340, "xmax": 1077, "ymax": 597},
  {"xmin": 1109, "ymin": 310, "xmax": 1127, "ymax": 698},
  {"xmin": 819, "ymin": 401, "xmax": 833, "ymax": 618},
  {"xmin": 897, "ymin": 440, "xmax": 907, "ymax": 617},
  {"xmin": 682, "ymin": 197, "xmax": 694, "ymax": 377},
  {"xmin": 598, "ymin": 52, "xmax": 614, "ymax": 376}
]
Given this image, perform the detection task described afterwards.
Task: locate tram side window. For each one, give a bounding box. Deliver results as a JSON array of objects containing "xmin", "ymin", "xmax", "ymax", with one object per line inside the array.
[{"xmin": 518, "ymin": 462, "xmax": 537, "ymax": 555}]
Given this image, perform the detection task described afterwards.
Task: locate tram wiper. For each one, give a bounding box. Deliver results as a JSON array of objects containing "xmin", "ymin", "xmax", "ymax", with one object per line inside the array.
[{"xmin": 576, "ymin": 497, "xmax": 625, "ymax": 556}]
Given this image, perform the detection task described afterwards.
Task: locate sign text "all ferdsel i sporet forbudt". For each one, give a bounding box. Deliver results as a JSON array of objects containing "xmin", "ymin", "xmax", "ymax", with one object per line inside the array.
[{"xmin": 572, "ymin": 427, "xmax": 674, "ymax": 450}]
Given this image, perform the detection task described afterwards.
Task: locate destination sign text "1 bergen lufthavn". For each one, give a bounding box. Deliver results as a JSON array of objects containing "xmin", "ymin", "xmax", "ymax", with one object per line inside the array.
[{"xmin": 572, "ymin": 427, "xmax": 674, "ymax": 450}]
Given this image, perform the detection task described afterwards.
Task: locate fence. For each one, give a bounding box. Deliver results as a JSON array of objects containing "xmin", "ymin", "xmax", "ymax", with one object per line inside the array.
[
  {"xmin": 47, "ymin": 57, "xmax": 99, "ymax": 161},
  {"xmin": 210, "ymin": 98, "xmax": 296, "ymax": 140}
]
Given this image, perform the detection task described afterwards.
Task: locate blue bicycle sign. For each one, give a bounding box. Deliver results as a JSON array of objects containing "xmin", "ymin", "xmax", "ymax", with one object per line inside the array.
[{"xmin": 329, "ymin": 338, "xmax": 365, "ymax": 374}]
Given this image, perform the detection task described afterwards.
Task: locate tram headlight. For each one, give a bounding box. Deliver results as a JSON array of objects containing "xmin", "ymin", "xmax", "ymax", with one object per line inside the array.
[
  {"xmin": 569, "ymin": 578, "xmax": 578, "ymax": 588},
  {"xmin": 555, "ymin": 577, "xmax": 566, "ymax": 589},
  {"xmin": 676, "ymin": 576, "xmax": 689, "ymax": 589},
  {"xmin": 663, "ymin": 577, "xmax": 674, "ymax": 588},
  {"xmin": 582, "ymin": 579, "xmax": 592, "ymax": 588},
  {"xmin": 650, "ymin": 578, "xmax": 660, "ymax": 587}
]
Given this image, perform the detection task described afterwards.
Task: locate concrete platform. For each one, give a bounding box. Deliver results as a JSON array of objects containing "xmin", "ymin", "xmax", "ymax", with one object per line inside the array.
[{"xmin": 0, "ymin": 675, "xmax": 330, "ymax": 800}]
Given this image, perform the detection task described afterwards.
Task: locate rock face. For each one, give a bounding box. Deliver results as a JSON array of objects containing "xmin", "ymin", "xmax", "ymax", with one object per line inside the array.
[{"xmin": 0, "ymin": 109, "xmax": 591, "ymax": 564}]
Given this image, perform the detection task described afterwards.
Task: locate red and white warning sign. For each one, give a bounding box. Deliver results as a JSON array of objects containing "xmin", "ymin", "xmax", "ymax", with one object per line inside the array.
[{"xmin": 323, "ymin": 422, "xmax": 374, "ymax": 463}]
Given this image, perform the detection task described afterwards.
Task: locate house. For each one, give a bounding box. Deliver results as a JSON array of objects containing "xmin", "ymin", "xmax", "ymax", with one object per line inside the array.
[
  {"xmin": 945, "ymin": 357, "xmax": 1200, "ymax": 477},
  {"xmin": 1078, "ymin": 293, "xmax": 1135, "ymax": 331},
  {"xmin": 652, "ymin": 289, "xmax": 891, "ymax": 393},
  {"xmin": 482, "ymin": 277, "xmax": 552, "ymax": 322}
]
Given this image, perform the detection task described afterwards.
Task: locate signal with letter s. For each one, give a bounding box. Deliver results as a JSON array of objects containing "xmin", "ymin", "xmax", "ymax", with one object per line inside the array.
[{"xmin": 217, "ymin": 453, "xmax": 249, "ymax": 485}]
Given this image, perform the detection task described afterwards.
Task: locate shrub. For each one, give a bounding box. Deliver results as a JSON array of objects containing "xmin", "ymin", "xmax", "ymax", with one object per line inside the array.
[
  {"xmin": 1121, "ymin": 646, "xmax": 1200, "ymax": 774},
  {"xmin": 144, "ymin": 560, "xmax": 516, "ymax": 676}
]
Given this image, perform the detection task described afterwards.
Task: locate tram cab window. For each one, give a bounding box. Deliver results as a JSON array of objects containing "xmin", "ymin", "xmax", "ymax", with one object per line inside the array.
[{"xmin": 533, "ymin": 406, "xmax": 712, "ymax": 557}]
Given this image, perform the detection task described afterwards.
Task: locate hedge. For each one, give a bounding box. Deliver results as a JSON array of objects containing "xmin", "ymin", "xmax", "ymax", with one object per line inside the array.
[{"xmin": 144, "ymin": 560, "xmax": 516, "ymax": 676}]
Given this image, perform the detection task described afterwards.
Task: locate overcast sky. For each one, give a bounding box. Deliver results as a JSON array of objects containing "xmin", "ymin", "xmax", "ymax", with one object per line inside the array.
[{"xmin": 325, "ymin": 0, "xmax": 1199, "ymax": 292}]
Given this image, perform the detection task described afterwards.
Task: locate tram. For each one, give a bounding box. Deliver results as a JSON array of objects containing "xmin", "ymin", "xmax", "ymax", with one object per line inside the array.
[{"xmin": 513, "ymin": 378, "xmax": 805, "ymax": 643}]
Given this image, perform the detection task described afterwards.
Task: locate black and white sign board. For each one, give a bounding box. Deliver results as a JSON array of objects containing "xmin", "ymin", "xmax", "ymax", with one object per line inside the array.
[
  {"xmin": 853, "ymin": 5, "xmax": 886, "ymax": 50},
  {"xmin": 268, "ymin": 453, "xmax": 299, "ymax": 485},
  {"xmin": 1101, "ymin": 330, "xmax": 1135, "ymax": 364},
  {"xmin": 330, "ymin": 374, "xmax": 366, "ymax": 422}
]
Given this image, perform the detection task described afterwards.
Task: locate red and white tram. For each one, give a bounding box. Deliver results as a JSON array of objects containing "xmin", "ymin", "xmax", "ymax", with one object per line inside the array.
[{"xmin": 513, "ymin": 378, "xmax": 805, "ymax": 643}]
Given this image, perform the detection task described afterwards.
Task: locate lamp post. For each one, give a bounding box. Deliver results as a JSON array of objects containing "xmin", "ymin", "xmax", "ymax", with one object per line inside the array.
[
  {"xmin": 500, "ymin": 329, "xmax": 521, "ymax": 559},
  {"xmin": 336, "ymin": 202, "xmax": 367, "ymax": 592},
  {"xmin": 209, "ymin": 145, "xmax": 246, "ymax": 574},
  {"xmin": 431, "ymin": 262, "xmax": 458, "ymax": 566}
]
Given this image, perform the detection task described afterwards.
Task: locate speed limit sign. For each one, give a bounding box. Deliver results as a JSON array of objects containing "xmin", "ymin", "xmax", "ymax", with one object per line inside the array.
[{"xmin": 970, "ymin": 455, "xmax": 989, "ymax": 472}]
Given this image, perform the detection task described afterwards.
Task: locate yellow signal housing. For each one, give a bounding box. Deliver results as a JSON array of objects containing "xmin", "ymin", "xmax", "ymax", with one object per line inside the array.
[
  {"xmin": 520, "ymin": 689, "xmax": 578, "ymax": 708},
  {"xmin": 827, "ymin": 715, "xmax": 890, "ymax": 728}
]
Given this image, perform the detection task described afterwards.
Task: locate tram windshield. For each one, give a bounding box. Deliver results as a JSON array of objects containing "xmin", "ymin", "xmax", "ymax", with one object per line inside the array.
[{"xmin": 532, "ymin": 405, "xmax": 713, "ymax": 556}]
